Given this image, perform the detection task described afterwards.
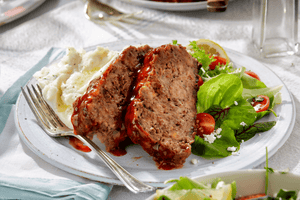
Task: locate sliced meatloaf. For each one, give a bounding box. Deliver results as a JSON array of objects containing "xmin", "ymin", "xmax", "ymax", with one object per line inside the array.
[
  {"xmin": 125, "ymin": 44, "xmax": 200, "ymax": 170},
  {"xmin": 71, "ymin": 45, "xmax": 152, "ymax": 156}
]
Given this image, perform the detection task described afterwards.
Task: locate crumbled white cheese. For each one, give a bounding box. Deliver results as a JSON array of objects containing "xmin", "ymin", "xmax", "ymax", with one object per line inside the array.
[
  {"xmin": 203, "ymin": 128, "xmax": 223, "ymax": 144},
  {"xmin": 204, "ymin": 134, "xmax": 217, "ymax": 144},
  {"xmin": 227, "ymin": 146, "xmax": 237, "ymax": 152},
  {"xmin": 215, "ymin": 128, "xmax": 222, "ymax": 134},
  {"xmin": 240, "ymin": 122, "xmax": 247, "ymax": 126},
  {"xmin": 216, "ymin": 181, "xmax": 225, "ymax": 189},
  {"xmin": 190, "ymin": 159, "xmax": 199, "ymax": 165},
  {"xmin": 253, "ymin": 104, "xmax": 262, "ymax": 111},
  {"xmin": 234, "ymin": 101, "xmax": 238, "ymax": 106}
]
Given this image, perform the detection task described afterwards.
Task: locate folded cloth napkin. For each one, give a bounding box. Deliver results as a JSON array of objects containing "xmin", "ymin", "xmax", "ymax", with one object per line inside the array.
[
  {"xmin": 0, "ymin": 48, "xmax": 112, "ymax": 200},
  {"xmin": 0, "ymin": 173, "xmax": 110, "ymax": 200},
  {"xmin": 0, "ymin": 47, "xmax": 64, "ymax": 134}
]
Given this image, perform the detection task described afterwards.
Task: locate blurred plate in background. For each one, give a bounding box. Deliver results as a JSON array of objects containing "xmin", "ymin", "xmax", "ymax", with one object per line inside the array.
[
  {"xmin": 0, "ymin": 0, "xmax": 45, "ymax": 26},
  {"xmin": 118, "ymin": 0, "xmax": 208, "ymax": 11}
]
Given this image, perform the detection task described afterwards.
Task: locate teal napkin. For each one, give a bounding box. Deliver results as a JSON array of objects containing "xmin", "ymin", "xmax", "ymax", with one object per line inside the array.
[
  {"xmin": 0, "ymin": 48, "xmax": 112, "ymax": 200},
  {"xmin": 0, "ymin": 47, "xmax": 65, "ymax": 134},
  {"xmin": 0, "ymin": 173, "xmax": 111, "ymax": 200}
]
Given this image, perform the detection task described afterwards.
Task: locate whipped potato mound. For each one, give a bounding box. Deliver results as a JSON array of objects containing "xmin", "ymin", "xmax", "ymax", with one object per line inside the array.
[{"xmin": 33, "ymin": 46, "xmax": 119, "ymax": 129}]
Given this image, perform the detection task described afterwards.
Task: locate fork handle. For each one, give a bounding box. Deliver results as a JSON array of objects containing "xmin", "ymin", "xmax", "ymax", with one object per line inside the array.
[{"xmin": 73, "ymin": 134, "xmax": 155, "ymax": 193}]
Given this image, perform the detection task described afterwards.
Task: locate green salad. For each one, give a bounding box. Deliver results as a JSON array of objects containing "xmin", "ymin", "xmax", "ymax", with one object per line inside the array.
[
  {"xmin": 177, "ymin": 40, "xmax": 283, "ymax": 159},
  {"xmin": 154, "ymin": 148, "xmax": 299, "ymax": 200},
  {"xmin": 155, "ymin": 176, "xmax": 236, "ymax": 200}
]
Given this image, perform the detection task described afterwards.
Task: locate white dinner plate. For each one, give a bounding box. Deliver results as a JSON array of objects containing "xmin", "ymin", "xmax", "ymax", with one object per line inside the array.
[
  {"xmin": 146, "ymin": 169, "xmax": 300, "ymax": 199},
  {"xmin": 0, "ymin": 0, "xmax": 45, "ymax": 26},
  {"xmin": 15, "ymin": 38, "xmax": 296, "ymax": 188},
  {"xmin": 118, "ymin": 0, "xmax": 207, "ymax": 11}
]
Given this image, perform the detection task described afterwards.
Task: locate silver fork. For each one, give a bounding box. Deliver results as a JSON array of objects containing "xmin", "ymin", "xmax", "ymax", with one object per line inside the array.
[
  {"xmin": 84, "ymin": 0, "xmax": 143, "ymax": 22},
  {"xmin": 21, "ymin": 84, "xmax": 156, "ymax": 193}
]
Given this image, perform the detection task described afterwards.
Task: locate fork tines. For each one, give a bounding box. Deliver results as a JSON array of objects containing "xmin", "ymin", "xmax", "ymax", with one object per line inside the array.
[{"xmin": 21, "ymin": 84, "xmax": 64, "ymax": 130}]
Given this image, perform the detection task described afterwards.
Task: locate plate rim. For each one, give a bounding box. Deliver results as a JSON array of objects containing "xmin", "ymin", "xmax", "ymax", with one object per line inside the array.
[{"xmin": 14, "ymin": 38, "xmax": 296, "ymax": 188}]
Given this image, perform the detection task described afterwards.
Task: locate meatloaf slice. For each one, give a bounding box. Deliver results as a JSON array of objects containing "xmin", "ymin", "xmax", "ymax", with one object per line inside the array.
[
  {"xmin": 125, "ymin": 44, "xmax": 199, "ymax": 170},
  {"xmin": 71, "ymin": 45, "xmax": 152, "ymax": 156}
]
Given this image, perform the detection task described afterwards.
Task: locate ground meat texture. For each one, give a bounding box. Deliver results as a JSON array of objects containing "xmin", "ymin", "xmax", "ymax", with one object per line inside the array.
[
  {"xmin": 125, "ymin": 44, "xmax": 199, "ymax": 170},
  {"xmin": 71, "ymin": 45, "xmax": 152, "ymax": 156}
]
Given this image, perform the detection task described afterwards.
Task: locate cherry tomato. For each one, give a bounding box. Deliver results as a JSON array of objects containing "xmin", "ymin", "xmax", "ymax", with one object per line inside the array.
[
  {"xmin": 198, "ymin": 76, "xmax": 204, "ymax": 87},
  {"xmin": 252, "ymin": 95, "xmax": 270, "ymax": 113},
  {"xmin": 196, "ymin": 113, "xmax": 215, "ymax": 138},
  {"xmin": 209, "ymin": 56, "xmax": 227, "ymax": 70},
  {"xmin": 245, "ymin": 71, "xmax": 261, "ymax": 81}
]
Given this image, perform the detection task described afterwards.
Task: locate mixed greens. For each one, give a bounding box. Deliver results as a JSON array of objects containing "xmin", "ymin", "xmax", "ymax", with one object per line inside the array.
[
  {"xmin": 186, "ymin": 40, "xmax": 283, "ymax": 159},
  {"xmin": 155, "ymin": 176, "xmax": 236, "ymax": 200},
  {"xmin": 154, "ymin": 148, "xmax": 299, "ymax": 200}
]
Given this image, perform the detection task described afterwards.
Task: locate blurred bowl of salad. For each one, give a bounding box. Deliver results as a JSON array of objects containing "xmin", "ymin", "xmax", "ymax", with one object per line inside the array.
[{"xmin": 147, "ymin": 168, "xmax": 300, "ymax": 200}]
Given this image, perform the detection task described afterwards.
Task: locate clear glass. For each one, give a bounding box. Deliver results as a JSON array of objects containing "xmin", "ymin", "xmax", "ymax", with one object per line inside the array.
[{"xmin": 252, "ymin": 0, "xmax": 299, "ymax": 58}]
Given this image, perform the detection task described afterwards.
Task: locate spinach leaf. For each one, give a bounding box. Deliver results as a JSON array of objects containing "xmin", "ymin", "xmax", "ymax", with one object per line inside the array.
[
  {"xmin": 276, "ymin": 189, "xmax": 297, "ymax": 200},
  {"xmin": 221, "ymin": 99, "xmax": 257, "ymax": 130},
  {"xmin": 205, "ymin": 99, "xmax": 257, "ymax": 131},
  {"xmin": 256, "ymin": 109, "xmax": 272, "ymax": 121},
  {"xmin": 192, "ymin": 124, "xmax": 240, "ymax": 159},
  {"xmin": 235, "ymin": 121, "xmax": 276, "ymax": 143}
]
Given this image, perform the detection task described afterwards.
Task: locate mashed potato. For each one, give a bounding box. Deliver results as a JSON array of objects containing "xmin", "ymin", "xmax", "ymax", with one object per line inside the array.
[{"xmin": 33, "ymin": 46, "xmax": 119, "ymax": 129}]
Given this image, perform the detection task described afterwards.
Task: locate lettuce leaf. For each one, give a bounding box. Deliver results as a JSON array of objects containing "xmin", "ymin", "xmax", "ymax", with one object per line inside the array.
[
  {"xmin": 155, "ymin": 176, "xmax": 236, "ymax": 200},
  {"xmin": 228, "ymin": 67, "xmax": 266, "ymax": 89},
  {"xmin": 189, "ymin": 41, "xmax": 215, "ymax": 70},
  {"xmin": 197, "ymin": 74, "xmax": 243, "ymax": 113},
  {"xmin": 242, "ymin": 85, "xmax": 283, "ymax": 102},
  {"xmin": 155, "ymin": 189, "xmax": 213, "ymax": 200},
  {"xmin": 241, "ymin": 72, "xmax": 266, "ymax": 89},
  {"xmin": 201, "ymin": 63, "xmax": 235, "ymax": 81},
  {"xmin": 168, "ymin": 177, "xmax": 209, "ymax": 191}
]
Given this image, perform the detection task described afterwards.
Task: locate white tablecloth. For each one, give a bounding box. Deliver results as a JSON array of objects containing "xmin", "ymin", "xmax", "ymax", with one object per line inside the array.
[{"xmin": 1, "ymin": 0, "xmax": 300, "ymax": 199}]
